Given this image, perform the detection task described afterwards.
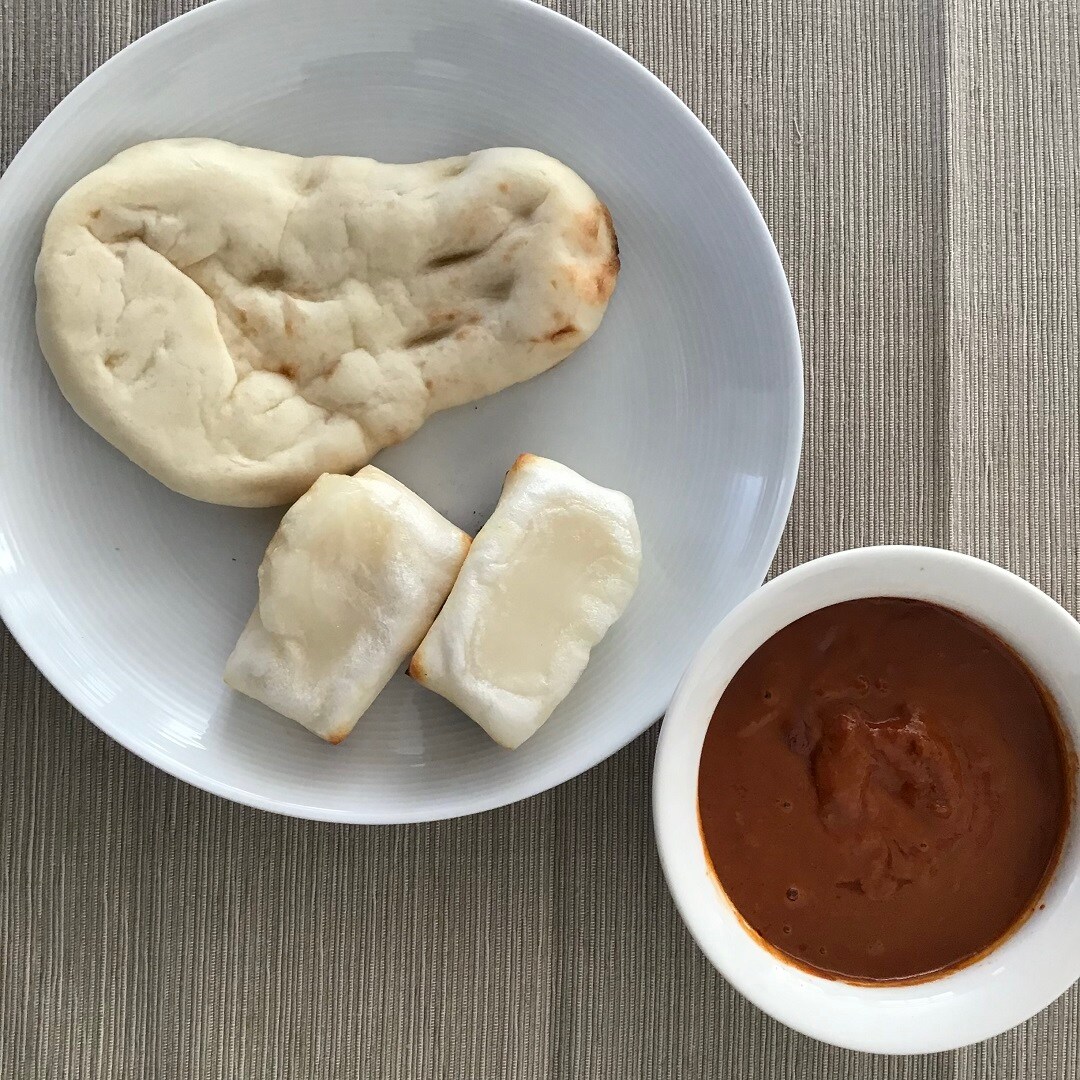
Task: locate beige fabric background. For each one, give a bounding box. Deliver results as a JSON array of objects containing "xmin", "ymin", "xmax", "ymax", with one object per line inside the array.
[{"xmin": 2, "ymin": 0, "xmax": 1078, "ymax": 1076}]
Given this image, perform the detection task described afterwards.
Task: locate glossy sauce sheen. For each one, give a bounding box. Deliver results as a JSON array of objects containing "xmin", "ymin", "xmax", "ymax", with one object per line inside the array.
[{"xmin": 698, "ymin": 598, "xmax": 1070, "ymax": 982}]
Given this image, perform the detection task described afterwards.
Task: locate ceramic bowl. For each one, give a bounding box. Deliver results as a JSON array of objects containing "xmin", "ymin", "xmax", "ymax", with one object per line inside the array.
[{"xmin": 654, "ymin": 546, "xmax": 1080, "ymax": 1053}]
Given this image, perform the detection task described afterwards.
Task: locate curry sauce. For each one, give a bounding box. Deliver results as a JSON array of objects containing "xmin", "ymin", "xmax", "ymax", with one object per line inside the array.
[{"xmin": 698, "ymin": 598, "xmax": 1071, "ymax": 982}]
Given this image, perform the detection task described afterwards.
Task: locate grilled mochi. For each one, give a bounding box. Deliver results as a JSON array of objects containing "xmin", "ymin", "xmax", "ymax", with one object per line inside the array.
[
  {"xmin": 409, "ymin": 454, "xmax": 641, "ymax": 749},
  {"xmin": 225, "ymin": 466, "xmax": 470, "ymax": 743},
  {"xmin": 36, "ymin": 139, "xmax": 620, "ymax": 506}
]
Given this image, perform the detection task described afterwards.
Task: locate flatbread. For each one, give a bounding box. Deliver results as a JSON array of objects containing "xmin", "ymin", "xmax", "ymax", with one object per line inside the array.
[
  {"xmin": 36, "ymin": 139, "xmax": 620, "ymax": 506},
  {"xmin": 409, "ymin": 454, "xmax": 641, "ymax": 749},
  {"xmin": 224, "ymin": 467, "xmax": 470, "ymax": 743}
]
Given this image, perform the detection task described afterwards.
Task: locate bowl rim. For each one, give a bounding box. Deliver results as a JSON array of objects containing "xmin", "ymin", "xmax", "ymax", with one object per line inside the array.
[
  {"xmin": 653, "ymin": 545, "xmax": 1080, "ymax": 1053},
  {"xmin": 0, "ymin": 0, "xmax": 803, "ymax": 822}
]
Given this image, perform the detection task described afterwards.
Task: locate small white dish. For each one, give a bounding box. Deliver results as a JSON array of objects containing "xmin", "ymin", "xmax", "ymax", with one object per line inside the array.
[
  {"xmin": 654, "ymin": 546, "xmax": 1080, "ymax": 1053},
  {"xmin": 0, "ymin": 0, "xmax": 801, "ymax": 821}
]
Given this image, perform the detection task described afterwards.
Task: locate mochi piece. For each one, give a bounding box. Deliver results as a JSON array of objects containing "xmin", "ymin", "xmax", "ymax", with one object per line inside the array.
[
  {"xmin": 35, "ymin": 138, "xmax": 620, "ymax": 506},
  {"xmin": 409, "ymin": 454, "xmax": 641, "ymax": 749},
  {"xmin": 225, "ymin": 467, "xmax": 470, "ymax": 743}
]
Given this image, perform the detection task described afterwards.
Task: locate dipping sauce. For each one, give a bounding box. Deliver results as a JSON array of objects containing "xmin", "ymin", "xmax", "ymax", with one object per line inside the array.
[{"xmin": 698, "ymin": 598, "xmax": 1071, "ymax": 983}]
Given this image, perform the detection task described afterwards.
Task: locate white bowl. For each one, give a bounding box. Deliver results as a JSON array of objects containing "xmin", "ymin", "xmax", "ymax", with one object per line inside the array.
[
  {"xmin": 0, "ymin": 0, "xmax": 801, "ymax": 821},
  {"xmin": 653, "ymin": 546, "xmax": 1080, "ymax": 1053}
]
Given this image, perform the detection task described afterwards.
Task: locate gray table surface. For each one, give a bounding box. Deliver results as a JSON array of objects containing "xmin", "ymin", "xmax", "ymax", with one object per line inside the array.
[{"xmin": 3, "ymin": 1, "xmax": 1079, "ymax": 1076}]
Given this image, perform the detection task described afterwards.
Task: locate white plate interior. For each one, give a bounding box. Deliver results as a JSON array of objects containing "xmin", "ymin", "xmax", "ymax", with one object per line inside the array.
[{"xmin": 0, "ymin": 0, "xmax": 801, "ymax": 821}]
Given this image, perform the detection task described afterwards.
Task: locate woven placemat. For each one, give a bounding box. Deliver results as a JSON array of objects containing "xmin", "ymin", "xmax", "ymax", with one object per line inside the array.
[{"xmin": 2, "ymin": 1, "xmax": 1078, "ymax": 1076}]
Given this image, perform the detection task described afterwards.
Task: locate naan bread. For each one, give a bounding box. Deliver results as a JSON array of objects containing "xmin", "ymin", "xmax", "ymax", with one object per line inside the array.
[
  {"xmin": 36, "ymin": 139, "xmax": 620, "ymax": 506},
  {"xmin": 224, "ymin": 466, "xmax": 469, "ymax": 743},
  {"xmin": 409, "ymin": 454, "xmax": 641, "ymax": 749}
]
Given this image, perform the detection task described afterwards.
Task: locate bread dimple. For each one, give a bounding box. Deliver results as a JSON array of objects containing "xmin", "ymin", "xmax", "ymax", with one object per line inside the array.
[{"xmin": 35, "ymin": 139, "xmax": 620, "ymax": 506}]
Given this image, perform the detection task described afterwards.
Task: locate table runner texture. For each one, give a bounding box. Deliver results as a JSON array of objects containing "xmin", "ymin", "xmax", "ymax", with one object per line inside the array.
[{"xmin": 2, "ymin": 1, "xmax": 1078, "ymax": 1076}]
